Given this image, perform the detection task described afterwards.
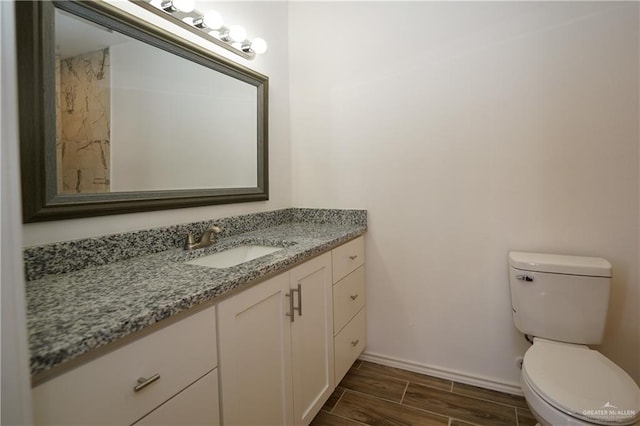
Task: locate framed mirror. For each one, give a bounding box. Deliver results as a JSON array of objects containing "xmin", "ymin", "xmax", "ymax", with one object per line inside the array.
[{"xmin": 16, "ymin": 0, "xmax": 268, "ymax": 223}]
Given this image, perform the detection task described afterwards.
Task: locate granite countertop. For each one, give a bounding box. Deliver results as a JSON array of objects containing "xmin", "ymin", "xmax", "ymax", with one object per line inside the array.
[{"xmin": 26, "ymin": 219, "xmax": 366, "ymax": 379}]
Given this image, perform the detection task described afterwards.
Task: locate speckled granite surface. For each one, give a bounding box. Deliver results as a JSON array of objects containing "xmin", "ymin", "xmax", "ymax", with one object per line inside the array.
[
  {"xmin": 24, "ymin": 208, "xmax": 366, "ymax": 281},
  {"xmin": 25, "ymin": 209, "xmax": 366, "ymax": 378}
]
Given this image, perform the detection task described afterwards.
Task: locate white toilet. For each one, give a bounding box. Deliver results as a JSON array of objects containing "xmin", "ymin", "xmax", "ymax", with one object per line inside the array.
[{"xmin": 509, "ymin": 252, "xmax": 640, "ymax": 426}]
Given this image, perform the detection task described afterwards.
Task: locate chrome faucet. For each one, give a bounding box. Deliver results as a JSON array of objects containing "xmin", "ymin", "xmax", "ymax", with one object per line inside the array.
[{"xmin": 184, "ymin": 225, "xmax": 222, "ymax": 250}]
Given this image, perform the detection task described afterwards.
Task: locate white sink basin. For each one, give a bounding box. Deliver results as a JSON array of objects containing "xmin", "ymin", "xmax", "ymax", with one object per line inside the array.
[{"xmin": 185, "ymin": 245, "xmax": 283, "ymax": 269}]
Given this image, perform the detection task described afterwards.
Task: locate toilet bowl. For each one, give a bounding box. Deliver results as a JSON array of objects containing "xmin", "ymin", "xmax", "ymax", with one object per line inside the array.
[
  {"xmin": 508, "ymin": 252, "xmax": 640, "ymax": 426},
  {"xmin": 521, "ymin": 339, "xmax": 639, "ymax": 426}
]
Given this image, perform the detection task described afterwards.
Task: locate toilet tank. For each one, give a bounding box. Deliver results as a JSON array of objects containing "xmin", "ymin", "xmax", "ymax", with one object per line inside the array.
[{"xmin": 508, "ymin": 252, "xmax": 611, "ymax": 345}]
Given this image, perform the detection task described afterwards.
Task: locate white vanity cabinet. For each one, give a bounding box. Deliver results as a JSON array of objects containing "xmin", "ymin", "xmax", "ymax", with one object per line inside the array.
[
  {"xmin": 31, "ymin": 236, "xmax": 365, "ymax": 426},
  {"xmin": 332, "ymin": 236, "xmax": 366, "ymax": 384},
  {"xmin": 217, "ymin": 236, "xmax": 366, "ymax": 425},
  {"xmin": 32, "ymin": 305, "xmax": 219, "ymax": 426},
  {"xmin": 217, "ymin": 252, "xmax": 334, "ymax": 426}
]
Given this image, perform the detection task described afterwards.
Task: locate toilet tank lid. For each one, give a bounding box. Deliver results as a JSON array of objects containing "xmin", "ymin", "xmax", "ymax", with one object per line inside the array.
[{"xmin": 509, "ymin": 252, "xmax": 611, "ymax": 277}]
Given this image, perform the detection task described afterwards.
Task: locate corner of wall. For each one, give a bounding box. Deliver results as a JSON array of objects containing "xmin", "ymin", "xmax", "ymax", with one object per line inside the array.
[{"xmin": 1, "ymin": 0, "xmax": 35, "ymax": 422}]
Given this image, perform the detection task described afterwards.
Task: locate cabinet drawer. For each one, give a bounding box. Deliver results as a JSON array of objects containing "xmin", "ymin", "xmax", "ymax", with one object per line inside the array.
[
  {"xmin": 135, "ymin": 368, "xmax": 220, "ymax": 425},
  {"xmin": 334, "ymin": 308, "xmax": 366, "ymax": 384},
  {"xmin": 33, "ymin": 306, "xmax": 217, "ymax": 425},
  {"xmin": 332, "ymin": 236, "xmax": 365, "ymax": 283},
  {"xmin": 333, "ymin": 266, "xmax": 365, "ymax": 335}
]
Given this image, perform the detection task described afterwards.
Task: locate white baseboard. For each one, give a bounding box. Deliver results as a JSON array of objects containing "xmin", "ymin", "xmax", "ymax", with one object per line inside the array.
[{"xmin": 359, "ymin": 351, "xmax": 523, "ymax": 396}]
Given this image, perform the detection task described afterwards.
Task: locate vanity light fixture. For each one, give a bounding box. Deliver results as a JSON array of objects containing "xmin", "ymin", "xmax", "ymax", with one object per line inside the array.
[
  {"xmin": 194, "ymin": 10, "xmax": 223, "ymax": 30},
  {"xmin": 133, "ymin": 0, "xmax": 267, "ymax": 60},
  {"xmin": 227, "ymin": 25, "xmax": 247, "ymax": 43},
  {"xmin": 248, "ymin": 37, "xmax": 267, "ymax": 54},
  {"xmin": 160, "ymin": 0, "xmax": 195, "ymax": 13}
]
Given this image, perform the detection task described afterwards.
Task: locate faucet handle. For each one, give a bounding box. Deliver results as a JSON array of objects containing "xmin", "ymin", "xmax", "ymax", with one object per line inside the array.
[{"xmin": 209, "ymin": 225, "xmax": 222, "ymax": 234}]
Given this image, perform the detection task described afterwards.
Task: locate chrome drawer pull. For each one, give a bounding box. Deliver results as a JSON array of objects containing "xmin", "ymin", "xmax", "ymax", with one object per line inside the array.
[
  {"xmin": 349, "ymin": 255, "xmax": 358, "ymax": 260},
  {"xmin": 286, "ymin": 284, "xmax": 303, "ymax": 320},
  {"xmin": 134, "ymin": 374, "xmax": 160, "ymax": 392},
  {"xmin": 350, "ymin": 339, "xmax": 359, "ymax": 347},
  {"xmin": 295, "ymin": 283, "xmax": 302, "ymax": 317},
  {"xmin": 286, "ymin": 290, "xmax": 295, "ymax": 322},
  {"xmin": 350, "ymin": 294, "xmax": 359, "ymax": 301}
]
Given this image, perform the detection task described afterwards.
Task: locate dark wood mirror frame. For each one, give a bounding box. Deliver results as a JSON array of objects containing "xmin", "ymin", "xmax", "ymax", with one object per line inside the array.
[{"xmin": 16, "ymin": 0, "xmax": 268, "ymax": 223}]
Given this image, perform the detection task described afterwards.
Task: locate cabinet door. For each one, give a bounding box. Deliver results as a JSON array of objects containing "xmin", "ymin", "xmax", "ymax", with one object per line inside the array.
[
  {"xmin": 217, "ymin": 273, "xmax": 294, "ymax": 426},
  {"xmin": 290, "ymin": 252, "xmax": 334, "ymax": 425},
  {"xmin": 134, "ymin": 369, "xmax": 220, "ymax": 425}
]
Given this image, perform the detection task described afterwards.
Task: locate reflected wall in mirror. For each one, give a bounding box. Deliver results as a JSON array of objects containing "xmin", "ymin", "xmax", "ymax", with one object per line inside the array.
[{"xmin": 17, "ymin": 0, "xmax": 268, "ymax": 222}]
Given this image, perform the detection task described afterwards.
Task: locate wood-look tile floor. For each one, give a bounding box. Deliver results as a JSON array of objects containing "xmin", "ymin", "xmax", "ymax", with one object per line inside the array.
[{"xmin": 311, "ymin": 361, "xmax": 537, "ymax": 426}]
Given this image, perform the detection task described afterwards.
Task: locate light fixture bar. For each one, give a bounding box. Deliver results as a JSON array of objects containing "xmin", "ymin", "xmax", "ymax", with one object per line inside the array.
[{"xmin": 131, "ymin": 0, "xmax": 265, "ymax": 60}]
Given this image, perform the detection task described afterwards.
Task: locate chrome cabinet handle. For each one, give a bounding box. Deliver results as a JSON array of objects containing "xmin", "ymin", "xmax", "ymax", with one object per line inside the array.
[
  {"xmin": 349, "ymin": 255, "xmax": 358, "ymax": 260},
  {"xmin": 286, "ymin": 290, "xmax": 295, "ymax": 322},
  {"xmin": 287, "ymin": 284, "xmax": 303, "ymax": 321},
  {"xmin": 295, "ymin": 284, "xmax": 302, "ymax": 317},
  {"xmin": 516, "ymin": 274, "xmax": 534, "ymax": 282},
  {"xmin": 350, "ymin": 339, "xmax": 359, "ymax": 347},
  {"xmin": 134, "ymin": 374, "xmax": 160, "ymax": 392},
  {"xmin": 350, "ymin": 294, "xmax": 359, "ymax": 301}
]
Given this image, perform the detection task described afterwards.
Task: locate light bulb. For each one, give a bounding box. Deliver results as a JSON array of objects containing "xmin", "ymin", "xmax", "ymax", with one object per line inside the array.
[
  {"xmin": 202, "ymin": 10, "xmax": 223, "ymax": 30},
  {"xmin": 250, "ymin": 37, "xmax": 267, "ymax": 54},
  {"xmin": 228, "ymin": 25, "xmax": 247, "ymax": 43},
  {"xmin": 171, "ymin": 0, "xmax": 195, "ymax": 13}
]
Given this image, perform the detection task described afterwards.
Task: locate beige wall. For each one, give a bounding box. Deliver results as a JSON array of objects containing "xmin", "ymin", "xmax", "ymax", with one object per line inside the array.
[{"xmin": 289, "ymin": 1, "xmax": 640, "ymax": 387}]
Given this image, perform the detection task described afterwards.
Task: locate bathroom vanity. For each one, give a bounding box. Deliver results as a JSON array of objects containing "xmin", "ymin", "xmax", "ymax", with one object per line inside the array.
[
  {"xmin": 17, "ymin": 2, "xmax": 367, "ymax": 423},
  {"xmin": 25, "ymin": 209, "xmax": 367, "ymax": 425}
]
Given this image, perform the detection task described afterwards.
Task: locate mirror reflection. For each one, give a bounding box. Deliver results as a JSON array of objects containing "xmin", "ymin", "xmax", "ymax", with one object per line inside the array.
[{"xmin": 54, "ymin": 8, "xmax": 258, "ymax": 195}]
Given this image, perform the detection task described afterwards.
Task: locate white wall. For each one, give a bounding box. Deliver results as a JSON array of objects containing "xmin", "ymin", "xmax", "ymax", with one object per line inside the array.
[
  {"xmin": 1, "ymin": 1, "xmax": 34, "ymax": 423},
  {"xmin": 289, "ymin": 1, "xmax": 640, "ymax": 388},
  {"xmin": 23, "ymin": 0, "xmax": 290, "ymax": 245}
]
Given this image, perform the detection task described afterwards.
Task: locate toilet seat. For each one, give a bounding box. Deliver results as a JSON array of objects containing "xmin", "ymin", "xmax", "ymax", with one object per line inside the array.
[{"xmin": 523, "ymin": 338, "xmax": 640, "ymax": 426}]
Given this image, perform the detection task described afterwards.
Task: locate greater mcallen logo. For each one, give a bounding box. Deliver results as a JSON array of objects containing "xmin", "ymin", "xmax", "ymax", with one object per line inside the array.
[{"xmin": 583, "ymin": 402, "xmax": 637, "ymax": 421}]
